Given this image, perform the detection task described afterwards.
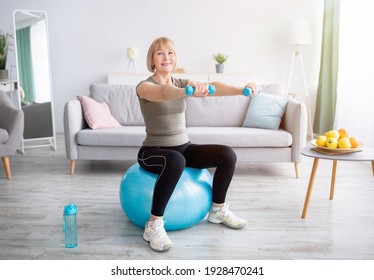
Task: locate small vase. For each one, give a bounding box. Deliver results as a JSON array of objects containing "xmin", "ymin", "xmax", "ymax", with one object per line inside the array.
[
  {"xmin": 0, "ymin": 69, "xmax": 9, "ymax": 81},
  {"xmin": 215, "ymin": 64, "xmax": 224, "ymax": 74}
]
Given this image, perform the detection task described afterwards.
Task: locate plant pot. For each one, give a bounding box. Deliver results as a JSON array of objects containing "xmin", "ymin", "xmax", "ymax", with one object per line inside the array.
[
  {"xmin": 215, "ymin": 64, "xmax": 224, "ymax": 74},
  {"xmin": 0, "ymin": 69, "xmax": 9, "ymax": 81}
]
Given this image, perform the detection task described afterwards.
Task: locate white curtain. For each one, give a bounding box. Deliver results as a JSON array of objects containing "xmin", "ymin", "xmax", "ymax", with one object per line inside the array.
[
  {"xmin": 30, "ymin": 20, "xmax": 51, "ymax": 103},
  {"xmin": 334, "ymin": 0, "xmax": 374, "ymax": 147}
]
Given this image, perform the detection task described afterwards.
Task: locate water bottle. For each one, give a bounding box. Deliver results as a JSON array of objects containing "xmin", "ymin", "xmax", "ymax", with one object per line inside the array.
[{"xmin": 63, "ymin": 204, "xmax": 78, "ymax": 248}]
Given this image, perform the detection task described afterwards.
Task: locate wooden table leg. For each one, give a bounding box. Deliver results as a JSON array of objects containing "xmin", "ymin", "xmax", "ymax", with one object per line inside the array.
[
  {"xmin": 302, "ymin": 158, "xmax": 319, "ymax": 219},
  {"xmin": 329, "ymin": 160, "xmax": 338, "ymax": 200}
]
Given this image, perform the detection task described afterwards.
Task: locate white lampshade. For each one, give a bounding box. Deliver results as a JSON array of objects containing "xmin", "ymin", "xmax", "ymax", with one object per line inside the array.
[
  {"xmin": 287, "ymin": 20, "xmax": 312, "ymax": 45},
  {"xmin": 127, "ymin": 47, "xmax": 139, "ymax": 59}
]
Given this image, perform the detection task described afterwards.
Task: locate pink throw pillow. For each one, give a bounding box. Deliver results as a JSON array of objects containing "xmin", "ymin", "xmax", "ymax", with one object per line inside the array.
[{"xmin": 77, "ymin": 95, "xmax": 121, "ymax": 129}]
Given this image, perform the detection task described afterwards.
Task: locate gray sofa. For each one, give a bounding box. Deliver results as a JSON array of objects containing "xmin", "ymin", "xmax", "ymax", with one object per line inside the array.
[{"xmin": 64, "ymin": 83, "xmax": 307, "ymax": 176}]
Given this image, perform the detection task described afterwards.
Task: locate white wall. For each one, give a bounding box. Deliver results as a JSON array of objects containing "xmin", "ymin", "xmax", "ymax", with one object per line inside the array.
[{"xmin": 0, "ymin": 0, "xmax": 324, "ymax": 133}]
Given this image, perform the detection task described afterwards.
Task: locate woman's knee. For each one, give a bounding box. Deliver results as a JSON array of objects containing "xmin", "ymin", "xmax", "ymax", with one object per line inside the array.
[
  {"xmin": 165, "ymin": 151, "xmax": 186, "ymax": 172},
  {"xmin": 219, "ymin": 145, "xmax": 237, "ymax": 165},
  {"xmin": 149, "ymin": 150, "xmax": 186, "ymax": 173}
]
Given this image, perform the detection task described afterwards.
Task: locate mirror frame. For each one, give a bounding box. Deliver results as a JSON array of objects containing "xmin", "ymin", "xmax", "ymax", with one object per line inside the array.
[{"xmin": 13, "ymin": 9, "xmax": 57, "ymax": 152}]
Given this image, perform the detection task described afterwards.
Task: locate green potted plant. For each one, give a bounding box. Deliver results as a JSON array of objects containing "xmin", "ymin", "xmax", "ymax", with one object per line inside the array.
[
  {"xmin": 0, "ymin": 30, "xmax": 12, "ymax": 81},
  {"xmin": 212, "ymin": 53, "xmax": 228, "ymax": 73}
]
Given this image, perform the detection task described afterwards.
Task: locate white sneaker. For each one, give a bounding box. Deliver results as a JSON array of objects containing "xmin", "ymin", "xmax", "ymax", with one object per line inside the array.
[
  {"xmin": 208, "ymin": 203, "xmax": 246, "ymax": 229},
  {"xmin": 143, "ymin": 218, "xmax": 172, "ymax": 252}
]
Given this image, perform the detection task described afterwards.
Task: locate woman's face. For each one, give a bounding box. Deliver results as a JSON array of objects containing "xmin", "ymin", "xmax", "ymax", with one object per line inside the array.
[{"xmin": 152, "ymin": 45, "xmax": 176, "ymax": 73}]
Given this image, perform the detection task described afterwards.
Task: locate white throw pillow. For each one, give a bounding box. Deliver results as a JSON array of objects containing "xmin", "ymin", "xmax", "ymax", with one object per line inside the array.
[{"xmin": 242, "ymin": 92, "xmax": 288, "ymax": 130}]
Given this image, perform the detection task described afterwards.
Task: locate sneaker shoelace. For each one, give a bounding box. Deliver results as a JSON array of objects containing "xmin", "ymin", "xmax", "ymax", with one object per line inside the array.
[
  {"xmin": 219, "ymin": 203, "xmax": 239, "ymax": 221},
  {"xmin": 150, "ymin": 220, "xmax": 169, "ymax": 240}
]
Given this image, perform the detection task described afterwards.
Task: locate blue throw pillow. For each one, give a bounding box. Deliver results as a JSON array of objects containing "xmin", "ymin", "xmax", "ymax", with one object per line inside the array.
[{"xmin": 242, "ymin": 92, "xmax": 288, "ymax": 130}]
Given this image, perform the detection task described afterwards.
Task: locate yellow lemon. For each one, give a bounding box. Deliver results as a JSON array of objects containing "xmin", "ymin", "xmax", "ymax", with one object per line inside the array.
[
  {"xmin": 338, "ymin": 137, "xmax": 351, "ymax": 149},
  {"xmin": 326, "ymin": 130, "xmax": 340, "ymax": 141},
  {"xmin": 326, "ymin": 137, "xmax": 338, "ymax": 148},
  {"xmin": 316, "ymin": 135, "xmax": 327, "ymax": 147}
]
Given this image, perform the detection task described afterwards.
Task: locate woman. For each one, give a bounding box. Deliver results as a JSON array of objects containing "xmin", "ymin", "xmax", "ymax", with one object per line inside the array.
[{"xmin": 136, "ymin": 37, "xmax": 258, "ymax": 252}]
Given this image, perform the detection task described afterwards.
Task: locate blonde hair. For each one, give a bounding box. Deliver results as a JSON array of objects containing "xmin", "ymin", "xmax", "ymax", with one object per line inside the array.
[{"xmin": 146, "ymin": 37, "xmax": 178, "ymax": 72}]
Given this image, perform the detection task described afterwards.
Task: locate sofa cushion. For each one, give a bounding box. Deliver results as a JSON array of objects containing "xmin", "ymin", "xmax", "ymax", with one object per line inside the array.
[
  {"xmin": 242, "ymin": 92, "xmax": 288, "ymax": 130},
  {"xmin": 76, "ymin": 126, "xmax": 292, "ymax": 148},
  {"xmin": 77, "ymin": 95, "xmax": 121, "ymax": 129},
  {"xmin": 186, "ymin": 95, "xmax": 250, "ymax": 127},
  {"xmin": 77, "ymin": 126, "xmax": 146, "ymax": 147},
  {"xmin": 89, "ymin": 83, "xmax": 144, "ymax": 126},
  {"xmin": 0, "ymin": 128, "xmax": 9, "ymax": 144},
  {"xmin": 187, "ymin": 127, "xmax": 292, "ymax": 147}
]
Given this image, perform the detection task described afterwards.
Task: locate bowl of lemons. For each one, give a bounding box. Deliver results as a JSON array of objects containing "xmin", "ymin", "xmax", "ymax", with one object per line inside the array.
[{"xmin": 311, "ymin": 128, "xmax": 364, "ymax": 153}]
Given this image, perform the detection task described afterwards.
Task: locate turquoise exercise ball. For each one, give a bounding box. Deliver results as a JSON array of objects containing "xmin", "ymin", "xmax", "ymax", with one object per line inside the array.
[{"xmin": 119, "ymin": 163, "xmax": 212, "ymax": 231}]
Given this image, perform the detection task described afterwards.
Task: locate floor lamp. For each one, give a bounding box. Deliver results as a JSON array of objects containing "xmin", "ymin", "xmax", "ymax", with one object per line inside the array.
[
  {"xmin": 126, "ymin": 47, "xmax": 139, "ymax": 73},
  {"xmin": 286, "ymin": 20, "xmax": 314, "ymax": 138}
]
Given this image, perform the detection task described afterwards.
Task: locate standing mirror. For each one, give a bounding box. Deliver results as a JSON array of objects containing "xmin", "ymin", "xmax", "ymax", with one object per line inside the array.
[{"xmin": 13, "ymin": 10, "xmax": 56, "ymax": 152}]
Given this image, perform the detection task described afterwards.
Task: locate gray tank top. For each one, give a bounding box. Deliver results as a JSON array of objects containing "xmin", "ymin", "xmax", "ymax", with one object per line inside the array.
[{"xmin": 137, "ymin": 76, "xmax": 189, "ymax": 147}]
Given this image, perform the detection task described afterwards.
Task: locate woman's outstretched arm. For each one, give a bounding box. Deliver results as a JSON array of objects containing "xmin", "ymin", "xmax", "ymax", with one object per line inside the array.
[
  {"xmin": 210, "ymin": 81, "xmax": 259, "ymax": 97},
  {"xmin": 137, "ymin": 82, "xmax": 185, "ymax": 102}
]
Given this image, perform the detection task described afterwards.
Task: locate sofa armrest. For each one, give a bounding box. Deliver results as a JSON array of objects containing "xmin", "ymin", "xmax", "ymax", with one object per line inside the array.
[
  {"xmin": 4, "ymin": 108, "xmax": 24, "ymax": 156},
  {"xmin": 280, "ymin": 98, "xmax": 307, "ymax": 162},
  {"xmin": 63, "ymin": 100, "xmax": 88, "ymax": 160},
  {"xmin": 0, "ymin": 97, "xmax": 24, "ymax": 156}
]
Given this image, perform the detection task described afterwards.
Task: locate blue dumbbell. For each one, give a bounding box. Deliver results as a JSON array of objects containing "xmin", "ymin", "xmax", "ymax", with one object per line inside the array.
[
  {"xmin": 242, "ymin": 87, "xmax": 252, "ymax": 97},
  {"xmin": 185, "ymin": 85, "xmax": 216, "ymax": 96}
]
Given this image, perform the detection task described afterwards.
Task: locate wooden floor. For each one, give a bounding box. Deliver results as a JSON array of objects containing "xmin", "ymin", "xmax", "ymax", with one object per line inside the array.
[{"xmin": 1, "ymin": 134, "xmax": 373, "ymax": 260}]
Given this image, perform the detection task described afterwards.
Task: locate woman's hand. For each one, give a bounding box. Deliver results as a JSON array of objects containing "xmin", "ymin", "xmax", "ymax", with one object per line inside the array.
[
  {"xmin": 245, "ymin": 82, "xmax": 259, "ymax": 95},
  {"xmin": 187, "ymin": 81, "xmax": 209, "ymax": 97}
]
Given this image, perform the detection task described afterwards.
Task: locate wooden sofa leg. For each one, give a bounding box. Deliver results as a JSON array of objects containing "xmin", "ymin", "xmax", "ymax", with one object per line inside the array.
[
  {"xmin": 70, "ymin": 160, "xmax": 76, "ymax": 175},
  {"xmin": 2, "ymin": 156, "xmax": 12, "ymax": 179},
  {"xmin": 294, "ymin": 162, "xmax": 299, "ymax": 179}
]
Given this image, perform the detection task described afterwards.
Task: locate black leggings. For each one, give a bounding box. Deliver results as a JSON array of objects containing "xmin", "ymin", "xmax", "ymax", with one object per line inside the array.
[{"xmin": 137, "ymin": 142, "xmax": 237, "ymax": 217}]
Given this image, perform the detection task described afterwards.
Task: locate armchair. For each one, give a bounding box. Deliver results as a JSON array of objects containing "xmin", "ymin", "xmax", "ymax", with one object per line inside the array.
[{"xmin": 0, "ymin": 90, "xmax": 24, "ymax": 179}]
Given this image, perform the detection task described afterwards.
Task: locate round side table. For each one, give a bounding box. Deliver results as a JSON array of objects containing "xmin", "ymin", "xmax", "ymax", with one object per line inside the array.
[{"xmin": 300, "ymin": 146, "xmax": 374, "ymax": 218}]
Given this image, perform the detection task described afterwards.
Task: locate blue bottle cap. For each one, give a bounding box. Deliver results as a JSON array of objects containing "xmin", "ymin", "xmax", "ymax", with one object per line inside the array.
[{"xmin": 64, "ymin": 204, "xmax": 78, "ymax": 215}]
